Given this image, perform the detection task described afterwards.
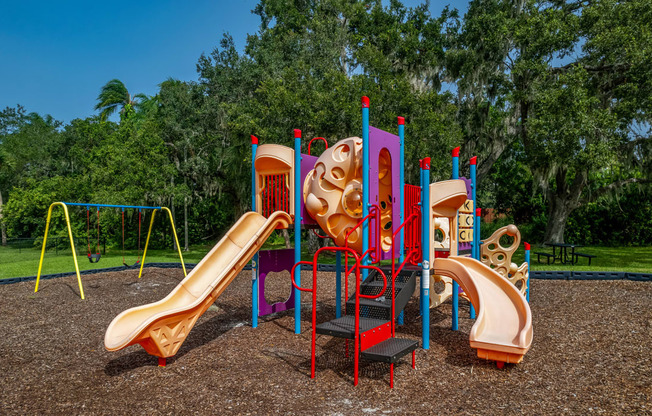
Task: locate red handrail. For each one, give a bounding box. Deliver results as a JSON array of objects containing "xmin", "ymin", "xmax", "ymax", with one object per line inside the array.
[
  {"xmin": 291, "ymin": 244, "xmax": 390, "ymax": 386},
  {"xmin": 404, "ymin": 184, "xmax": 422, "ymax": 253},
  {"xmin": 290, "ymin": 246, "xmax": 361, "ymax": 380},
  {"xmin": 311, "ymin": 229, "xmax": 331, "ymax": 239},
  {"xmin": 352, "ymin": 263, "xmax": 387, "ymax": 386},
  {"xmin": 391, "ymin": 210, "xmax": 422, "ymax": 279},
  {"xmin": 344, "ymin": 205, "xmax": 381, "ymax": 260},
  {"xmin": 390, "ymin": 210, "xmax": 421, "ymax": 336},
  {"xmin": 308, "ymin": 137, "xmax": 328, "ymax": 156},
  {"xmin": 290, "ymin": 260, "xmax": 316, "ymax": 293},
  {"xmin": 343, "ymin": 204, "xmax": 381, "ymax": 316}
]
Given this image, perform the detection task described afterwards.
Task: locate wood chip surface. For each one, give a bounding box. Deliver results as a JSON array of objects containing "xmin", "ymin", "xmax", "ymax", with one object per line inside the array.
[{"xmin": 0, "ymin": 268, "xmax": 650, "ymax": 415}]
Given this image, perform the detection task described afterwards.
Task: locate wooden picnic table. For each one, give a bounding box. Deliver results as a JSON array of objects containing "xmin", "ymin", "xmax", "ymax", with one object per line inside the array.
[{"xmin": 547, "ymin": 243, "xmax": 583, "ymax": 265}]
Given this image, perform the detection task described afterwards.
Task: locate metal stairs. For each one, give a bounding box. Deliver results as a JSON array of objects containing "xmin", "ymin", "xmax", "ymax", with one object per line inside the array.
[{"xmin": 315, "ymin": 267, "xmax": 419, "ymax": 387}]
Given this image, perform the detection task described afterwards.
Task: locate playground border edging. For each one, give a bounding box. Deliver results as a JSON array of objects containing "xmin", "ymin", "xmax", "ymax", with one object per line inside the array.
[{"xmin": 1, "ymin": 263, "xmax": 650, "ymax": 285}]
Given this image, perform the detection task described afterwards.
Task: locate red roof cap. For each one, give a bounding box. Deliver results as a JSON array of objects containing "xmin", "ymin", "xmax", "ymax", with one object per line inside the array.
[
  {"xmin": 524, "ymin": 242, "xmax": 531, "ymax": 250},
  {"xmin": 250, "ymin": 135, "xmax": 258, "ymax": 145},
  {"xmin": 452, "ymin": 147, "xmax": 460, "ymax": 157},
  {"xmin": 470, "ymin": 156, "xmax": 477, "ymax": 165}
]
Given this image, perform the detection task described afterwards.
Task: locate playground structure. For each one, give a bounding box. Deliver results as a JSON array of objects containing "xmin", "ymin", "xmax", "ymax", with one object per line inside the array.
[
  {"xmin": 35, "ymin": 202, "xmax": 187, "ymax": 300},
  {"xmin": 104, "ymin": 97, "xmax": 533, "ymax": 386}
]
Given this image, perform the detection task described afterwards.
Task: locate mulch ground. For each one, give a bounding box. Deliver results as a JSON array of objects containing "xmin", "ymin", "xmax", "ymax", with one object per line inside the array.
[{"xmin": 0, "ymin": 267, "xmax": 650, "ymax": 415}]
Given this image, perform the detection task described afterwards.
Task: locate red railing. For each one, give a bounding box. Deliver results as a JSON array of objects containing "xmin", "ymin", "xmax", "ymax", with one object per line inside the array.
[
  {"xmin": 307, "ymin": 137, "xmax": 328, "ymax": 156},
  {"xmin": 390, "ymin": 210, "xmax": 421, "ymax": 336},
  {"xmin": 261, "ymin": 173, "xmax": 290, "ymax": 217},
  {"xmin": 290, "ymin": 246, "xmax": 388, "ymax": 386},
  {"xmin": 290, "ymin": 187, "xmax": 425, "ymax": 386},
  {"xmin": 404, "ymin": 184, "xmax": 421, "ymax": 254},
  {"xmin": 344, "ymin": 204, "xmax": 381, "ymax": 265},
  {"xmin": 343, "ymin": 205, "xmax": 381, "ymax": 316}
]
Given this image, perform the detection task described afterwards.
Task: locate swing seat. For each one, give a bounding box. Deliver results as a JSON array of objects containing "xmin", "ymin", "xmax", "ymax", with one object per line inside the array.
[
  {"xmin": 88, "ymin": 253, "xmax": 101, "ymax": 263},
  {"xmin": 123, "ymin": 260, "xmax": 140, "ymax": 269}
]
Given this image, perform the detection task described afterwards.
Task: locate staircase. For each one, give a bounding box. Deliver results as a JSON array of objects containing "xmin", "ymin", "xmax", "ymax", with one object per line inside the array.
[{"xmin": 315, "ymin": 267, "xmax": 419, "ymax": 387}]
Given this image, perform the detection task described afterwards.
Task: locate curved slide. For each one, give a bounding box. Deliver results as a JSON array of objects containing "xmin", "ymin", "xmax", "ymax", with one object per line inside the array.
[
  {"xmin": 104, "ymin": 211, "xmax": 292, "ymax": 359},
  {"xmin": 434, "ymin": 256, "xmax": 533, "ymax": 364}
]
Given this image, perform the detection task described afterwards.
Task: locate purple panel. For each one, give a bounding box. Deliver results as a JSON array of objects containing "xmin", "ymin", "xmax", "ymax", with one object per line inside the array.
[
  {"xmin": 369, "ymin": 126, "xmax": 401, "ymax": 260},
  {"xmin": 458, "ymin": 176, "xmax": 473, "ymax": 252},
  {"xmin": 300, "ymin": 153, "xmax": 319, "ymax": 225},
  {"xmin": 258, "ymin": 249, "xmax": 296, "ymax": 316}
]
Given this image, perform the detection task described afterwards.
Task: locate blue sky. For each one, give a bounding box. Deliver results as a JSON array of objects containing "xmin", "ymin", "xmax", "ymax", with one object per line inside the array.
[{"xmin": 0, "ymin": 0, "xmax": 470, "ymax": 123}]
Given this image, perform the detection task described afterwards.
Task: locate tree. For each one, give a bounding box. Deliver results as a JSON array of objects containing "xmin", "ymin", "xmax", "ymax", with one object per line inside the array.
[
  {"xmin": 449, "ymin": 0, "xmax": 650, "ymax": 242},
  {"xmin": 95, "ymin": 79, "xmax": 147, "ymax": 121},
  {"xmin": 0, "ymin": 105, "xmax": 28, "ymax": 245},
  {"xmin": 526, "ymin": 0, "xmax": 652, "ymax": 242},
  {"xmin": 157, "ymin": 78, "xmax": 225, "ymax": 250}
]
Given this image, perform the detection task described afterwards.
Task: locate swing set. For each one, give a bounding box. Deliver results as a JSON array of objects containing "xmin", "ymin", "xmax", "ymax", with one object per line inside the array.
[{"xmin": 35, "ymin": 202, "xmax": 187, "ymax": 300}]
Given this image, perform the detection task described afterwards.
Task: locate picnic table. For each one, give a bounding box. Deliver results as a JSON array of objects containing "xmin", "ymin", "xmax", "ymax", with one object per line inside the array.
[{"xmin": 547, "ymin": 243, "xmax": 583, "ymax": 265}]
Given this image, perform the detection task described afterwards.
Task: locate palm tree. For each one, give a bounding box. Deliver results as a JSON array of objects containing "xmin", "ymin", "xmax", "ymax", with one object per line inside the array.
[{"xmin": 95, "ymin": 79, "xmax": 147, "ymax": 121}]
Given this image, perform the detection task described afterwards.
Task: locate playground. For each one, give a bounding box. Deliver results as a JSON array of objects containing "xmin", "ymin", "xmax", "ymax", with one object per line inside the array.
[
  {"xmin": 3, "ymin": 0, "xmax": 651, "ymax": 413},
  {"xmin": 1, "ymin": 96, "xmax": 650, "ymax": 416},
  {"xmin": 1, "ymin": 267, "xmax": 650, "ymax": 414}
]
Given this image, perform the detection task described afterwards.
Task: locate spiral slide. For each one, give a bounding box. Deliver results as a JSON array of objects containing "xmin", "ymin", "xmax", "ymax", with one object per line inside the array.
[
  {"xmin": 104, "ymin": 211, "xmax": 292, "ymax": 362},
  {"xmin": 434, "ymin": 256, "xmax": 533, "ymax": 364}
]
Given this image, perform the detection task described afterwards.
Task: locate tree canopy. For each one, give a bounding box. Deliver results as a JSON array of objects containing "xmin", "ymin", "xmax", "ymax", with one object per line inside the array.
[{"xmin": 1, "ymin": 0, "xmax": 650, "ymax": 247}]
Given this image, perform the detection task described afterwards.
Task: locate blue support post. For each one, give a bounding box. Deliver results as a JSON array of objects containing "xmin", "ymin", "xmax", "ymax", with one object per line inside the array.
[
  {"xmin": 361, "ymin": 97, "xmax": 370, "ymax": 282},
  {"xmin": 420, "ymin": 158, "xmax": 431, "ymax": 350},
  {"xmin": 63, "ymin": 202, "xmax": 162, "ymax": 210},
  {"xmin": 469, "ymin": 156, "xmax": 477, "ymax": 320},
  {"xmin": 525, "ymin": 242, "xmax": 531, "ymax": 302},
  {"xmin": 451, "ymin": 147, "xmax": 460, "ymax": 331},
  {"xmin": 294, "ymin": 129, "xmax": 302, "ymax": 334},
  {"xmin": 418, "ymin": 167, "xmax": 424, "ymax": 317},
  {"xmin": 251, "ymin": 135, "xmax": 259, "ymax": 328},
  {"xmin": 398, "ymin": 116, "xmax": 405, "ymax": 326},
  {"xmin": 336, "ymin": 251, "xmax": 342, "ymax": 318}
]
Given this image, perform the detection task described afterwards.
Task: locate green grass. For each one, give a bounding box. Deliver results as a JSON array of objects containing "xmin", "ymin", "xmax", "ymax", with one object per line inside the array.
[
  {"xmin": 1, "ymin": 242, "xmax": 650, "ymax": 280},
  {"xmin": 512, "ymin": 245, "xmax": 652, "ymax": 273},
  {"xmin": 0, "ymin": 245, "xmax": 212, "ymax": 280}
]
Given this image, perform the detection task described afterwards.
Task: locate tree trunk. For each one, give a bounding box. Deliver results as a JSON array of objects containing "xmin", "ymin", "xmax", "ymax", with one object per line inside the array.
[
  {"xmin": 183, "ymin": 196, "xmax": 189, "ymax": 251},
  {"xmin": 171, "ymin": 176, "xmax": 178, "ymax": 251},
  {"xmin": 543, "ymin": 195, "xmax": 571, "ymax": 244},
  {"xmin": 543, "ymin": 168, "xmax": 587, "ymax": 244},
  {"xmin": 282, "ymin": 228, "xmax": 291, "ymax": 249},
  {"xmin": 307, "ymin": 229, "xmax": 320, "ymax": 255},
  {"xmin": 0, "ymin": 188, "xmax": 6, "ymax": 246},
  {"xmin": 183, "ymin": 147, "xmax": 189, "ymax": 251}
]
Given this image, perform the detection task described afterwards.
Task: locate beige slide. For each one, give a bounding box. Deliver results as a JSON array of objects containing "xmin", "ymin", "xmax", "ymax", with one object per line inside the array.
[
  {"xmin": 104, "ymin": 211, "xmax": 292, "ymax": 361},
  {"xmin": 434, "ymin": 256, "xmax": 533, "ymax": 364}
]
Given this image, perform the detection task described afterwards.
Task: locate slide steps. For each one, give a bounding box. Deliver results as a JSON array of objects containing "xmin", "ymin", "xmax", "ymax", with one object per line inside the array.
[
  {"xmin": 360, "ymin": 338, "xmax": 419, "ymax": 364},
  {"xmin": 315, "ymin": 268, "xmax": 418, "ymax": 387},
  {"xmin": 316, "ymin": 316, "xmax": 387, "ymax": 339}
]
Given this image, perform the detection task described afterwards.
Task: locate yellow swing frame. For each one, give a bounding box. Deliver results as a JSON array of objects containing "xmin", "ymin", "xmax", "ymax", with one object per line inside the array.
[{"xmin": 35, "ymin": 202, "xmax": 187, "ymax": 299}]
